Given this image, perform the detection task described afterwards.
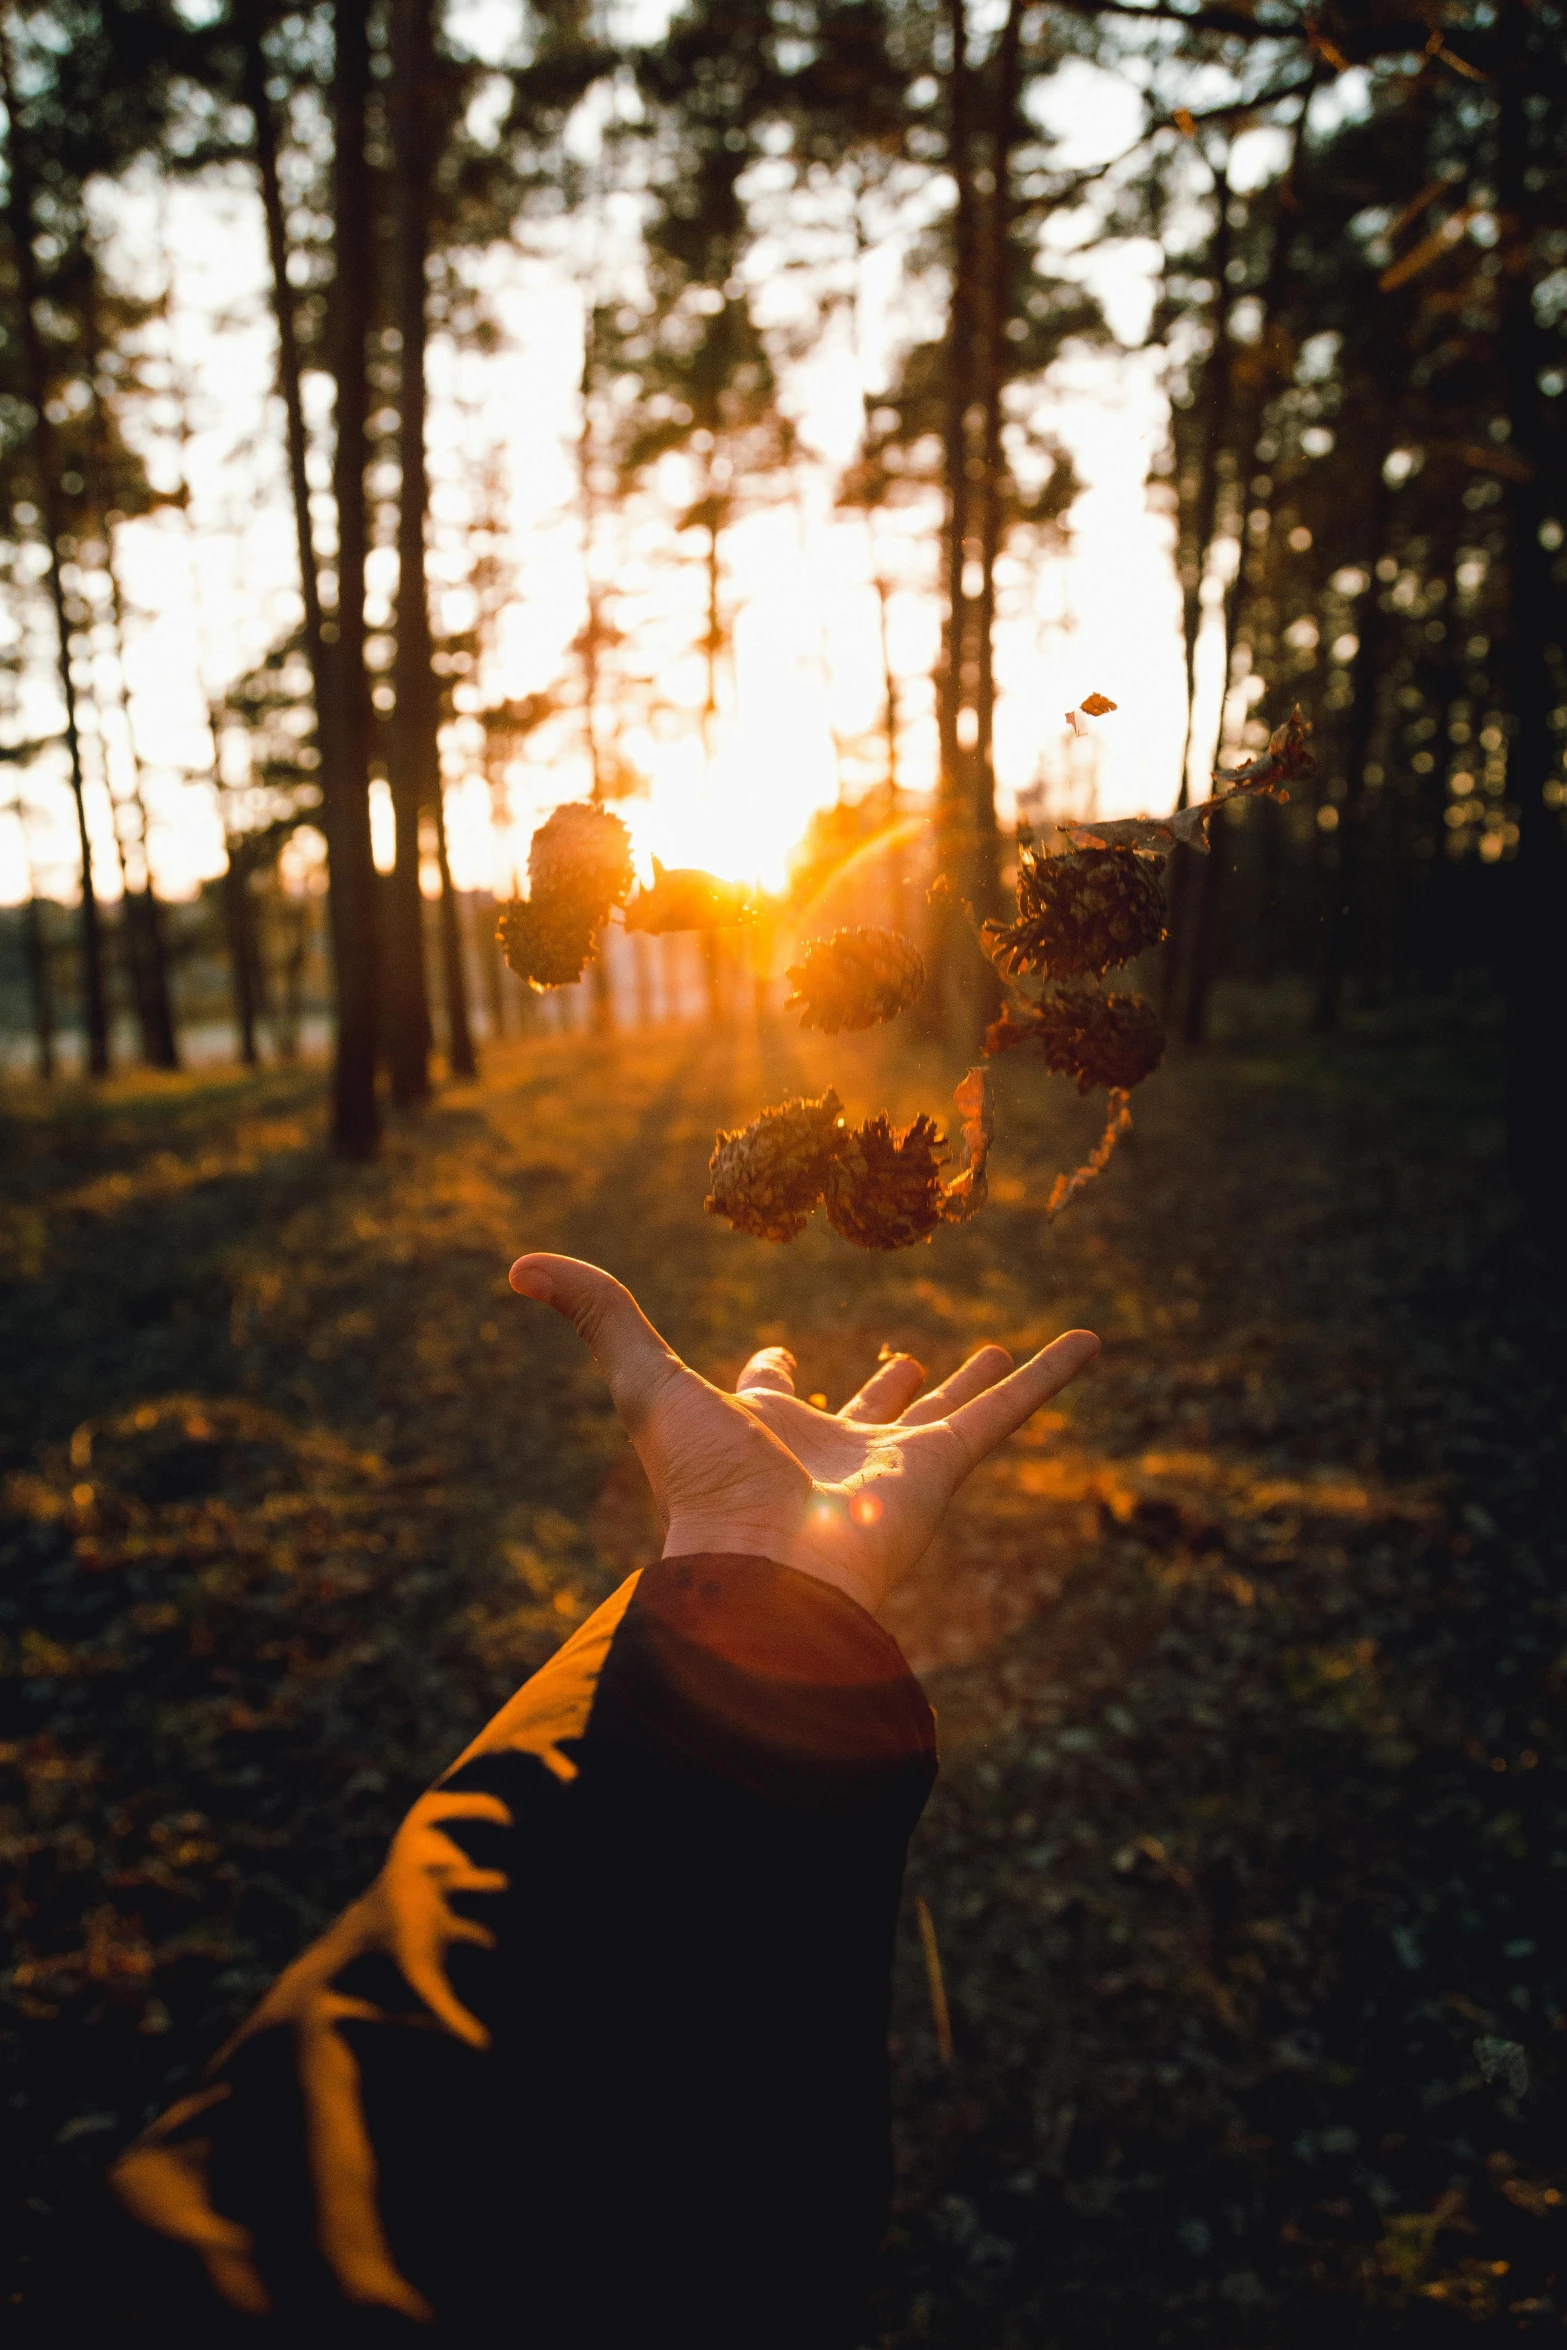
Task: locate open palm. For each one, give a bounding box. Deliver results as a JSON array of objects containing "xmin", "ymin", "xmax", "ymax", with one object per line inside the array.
[{"xmin": 509, "ymin": 1254, "xmax": 1099, "ymax": 1613}]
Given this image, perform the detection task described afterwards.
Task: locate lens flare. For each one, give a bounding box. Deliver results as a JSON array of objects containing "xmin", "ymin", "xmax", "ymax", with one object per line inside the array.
[{"xmin": 849, "ymin": 1491, "xmax": 883, "ymax": 1527}]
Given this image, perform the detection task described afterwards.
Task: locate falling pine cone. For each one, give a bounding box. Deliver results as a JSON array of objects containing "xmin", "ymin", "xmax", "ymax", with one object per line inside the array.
[
  {"xmin": 986, "ymin": 982, "xmax": 1166, "ymax": 1095},
  {"xmin": 825, "ymin": 1114, "xmax": 948, "ymax": 1251},
  {"xmin": 984, "ymin": 844, "xmax": 1168, "ymax": 981},
  {"xmin": 705, "ymin": 1091, "xmax": 847, "ymax": 1243},
  {"xmin": 784, "ymin": 927, "xmax": 926, "ymax": 1034},
  {"xmin": 496, "ymin": 894, "xmax": 598, "ymax": 990},
  {"xmin": 527, "ymin": 802, "xmax": 635, "ymax": 926}
]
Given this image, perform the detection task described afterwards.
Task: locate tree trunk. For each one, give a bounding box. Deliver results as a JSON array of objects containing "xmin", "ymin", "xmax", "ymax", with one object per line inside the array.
[
  {"xmin": 242, "ymin": 4, "xmax": 331, "ymax": 703},
  {"xmin": 479, "ymin": 893, "xmax": 507, "ymax": 1038},
  {"xmin": 1177, "ymin": 149, "xmax": 1237, "ymax": 807},
  {"xmin": 926, "ymin": 0, "xmax": 982, "ymax": 1038},
  {"xmin": 222, "ymin": 859, "xmax": 262, "ymax": 1068},
  {"xmin": 579, "ymin": 294, "xmax": 608, "ymax": 799},
  {"xmin": 385, "ymin": 0, "xmax": 435, "ymax": 1105},
  {"xmin": 1313, "ymin": 460, "xmax": 1394, "ymax": 1032},
  {"xmin": 324, "ymin": 0, "xmax": 382, "ymax": 1154},
  {"xmin": 873, "ymin": 568, "xmax": 899, "ymax": 795},
  {"xmin": 0, "ymin": 29, "xmax": 110, "ymax": 1077},
  {"xmin": 938, "ymin": 0, "xmax": 977, "ymax": 822},
  {"xmin": 84, "ymin": 259, "xmax": 179, "ymax": 1069},
  {"xmin": 1160, "ymin": 152, "xmax": 1238, "ymax": 1026},
  {"xmin": 937, "ymin": 0, "xmax": 978, "ymax": 854},
  {"xmin": 704, "ymin": 508, "xmax": 721, "ymax": 760},
  {"xmin": 1495, "ymin": 0, "xmax": 1566, "ymax": 1217},
  {"xmin": 969, "ymin": 0, "xmax": 1024, "ymax": 931},
  {"xmin": 23, "ymin": 892, "xmax": 56, "ymax": 1079},
  {"xmin": 431, "ymin": 794, "xmax": 478, "ymax": 1079}
]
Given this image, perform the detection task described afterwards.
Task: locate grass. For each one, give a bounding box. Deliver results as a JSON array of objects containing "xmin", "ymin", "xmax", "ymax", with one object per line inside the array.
[{"xmin": 2, "ymin": 988, "xmax": 1563, "ymax": 2341}]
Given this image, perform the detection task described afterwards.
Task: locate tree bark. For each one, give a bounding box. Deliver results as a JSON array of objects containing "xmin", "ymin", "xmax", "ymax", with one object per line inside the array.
[
  {"xmin": 22, "ymin": 891, "xmax": 56, "ymax": 1079},
  {"xmin": 0, "ymin": 28, "xmax": 110, "ymax": 1076},
  {"xmin": 83, "ymin": 258, "xmax": 180, "ymax": 1069},
  {"xmin": 1495, "ymin": 0, "xmax": 1566, "ymax": 1216},
  {"xmin": 1313, "ymin": 459, "xmax": 1394, "ymax": 1031},
  {"xmin": 937, "ymin": 0, "xmax": 977, "ymax": 835},
  {"xmin": 431, "ymin": 790, "xmax": 478, "ymax": 1079},
  {"xmin": 324, "ymin": 0, "xmax": 382, "ymax": 1154},
  {"xmin": 1160, "ymin": 152, "xmax": 1238, "ymax": 1030},
  {"xmin": 969, "ymin": 0, "xmax": 1024, "ymax": 930},
  {"xmin": 874, "ymin": 569, "xmax": 899, "ymax": 794},
  {"xmin": 385, "ymin": 0, "xmax": 435, "ymax": 1104},
  {"xmin": 222, "ymin": 857, "xmax": 263, "ymax": 1068},
  {"xmin": 241, "ymin": 5, "xmax": 331, "ymax": 717},
  {"xmin": 579, "ymin": 294, "xmax": 608, "ymax": 800}
]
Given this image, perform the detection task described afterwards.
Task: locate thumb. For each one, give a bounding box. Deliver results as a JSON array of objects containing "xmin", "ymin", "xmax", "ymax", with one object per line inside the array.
[{"xmin": 509, "ymin": 1253, "xmax": 686, "ymax": 1431}]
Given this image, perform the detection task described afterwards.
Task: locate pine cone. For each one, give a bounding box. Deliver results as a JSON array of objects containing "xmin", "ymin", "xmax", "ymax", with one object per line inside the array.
[
  {"xmin": 986, "ymin": 983, "xmax": 1165, "ymax": 1094},
  {"xmin": 705, "ymin": 1091, "xmax": 846, "ymax": 1243},
  {"xmin": 496, "ymin": 894, "xmax": 597, "ymax": 990},
  {"xmin": 784, "ymin": 927, "xmax": 926, "ymax": 1033},
  {"xmin": 825, "ymin": 1113, "xmax": 947, "ymax": 1251},
  {"xmin": 527, "ymin": 802, "xmax": 635, "ymax": 926},
  {"xmin": 985, "ymin": 844, "xmax": 1167, "ymax": 980}
]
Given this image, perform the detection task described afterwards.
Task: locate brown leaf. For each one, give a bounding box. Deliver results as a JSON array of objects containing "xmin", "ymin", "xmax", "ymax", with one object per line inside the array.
[
  {"xmin": 1045, "ymin": 1089, "xmax": 1134, "ymax": 1221},
  {"xmin": 941, "ymin": 1068, "xmax": 994, "ymax": 1225}
]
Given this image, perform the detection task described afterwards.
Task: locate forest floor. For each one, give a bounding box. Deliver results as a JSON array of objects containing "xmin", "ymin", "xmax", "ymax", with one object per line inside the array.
[{"xmin": 1, "ymin": 985, "xmax": 1563, "ymax": 2343}]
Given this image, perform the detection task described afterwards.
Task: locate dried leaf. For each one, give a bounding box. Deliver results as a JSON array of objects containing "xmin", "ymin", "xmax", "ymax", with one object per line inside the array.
[
  {"xmin": 1063, "ymin": 707, "xmax": 1313, "ymax": 855},
  {"xmin": 941, "ymin": 1067, "xmax": 994, "ymax": 1225},
  {"xmin": 1045, "ymin": 1089, "xmax": 1134, "ymax": 1220}
]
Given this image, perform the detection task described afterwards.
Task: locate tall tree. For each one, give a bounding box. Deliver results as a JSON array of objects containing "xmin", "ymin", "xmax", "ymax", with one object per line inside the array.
[
  {"xmin": 0, "ymin": 22, "xmax": 110, "ymax": 1075},
  {"xmin": 82, "ymin": 254, "xmax": 180, "ymax": 1067},
  {"xmin": 384, "ymin": 0, "xmax": 437, "ymax": 1101},
  {"xmin": 323, "ymin": 0, "xmax": 381, "ymax": 1154}
]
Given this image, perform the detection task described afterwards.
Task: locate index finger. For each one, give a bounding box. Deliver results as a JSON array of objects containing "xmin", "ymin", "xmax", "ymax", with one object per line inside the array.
[{"xmin": 944, "ymin": 1330, "xmax": 1100, "ymax": 1465}]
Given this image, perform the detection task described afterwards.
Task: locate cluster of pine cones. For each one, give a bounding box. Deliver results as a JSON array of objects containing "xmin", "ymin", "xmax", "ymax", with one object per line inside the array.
[
  {"xmin": 496, "ymin": 804, "xmax": 635, "ymax": 989},
  {"xmin": 706, "ymin": 1092, "xmax": 962, "ymax": 1253},
  {"xmin": 982, "ymin": 840, "xmax": 1167, "ymax": 1098}
]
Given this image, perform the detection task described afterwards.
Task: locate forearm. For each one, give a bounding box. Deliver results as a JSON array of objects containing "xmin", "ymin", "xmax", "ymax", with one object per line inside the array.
[{"xmin": 109, "ymin": 1553, "xmax": 937, "ymax": 2343}]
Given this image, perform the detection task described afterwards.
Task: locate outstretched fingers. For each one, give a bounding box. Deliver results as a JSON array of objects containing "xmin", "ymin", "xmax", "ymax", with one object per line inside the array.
[
  {"xmin": 897, "ymin": 1343, "xmax": 1013, "ymax": 1427},
  {"xmin": 839, "ymin": 1351, "xmax": 926, "ymax": 1424},
  {"xmin": 509, "ymin": 1253, "xmax": 688, "ymax": 1432},
  {"xmin": 944, "ymin": 1331, "xmax": 1101, "ymax": 1466}
]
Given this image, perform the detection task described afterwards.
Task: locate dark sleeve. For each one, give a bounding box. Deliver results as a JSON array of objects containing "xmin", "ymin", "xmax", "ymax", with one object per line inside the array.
[{"xmin": 106, "ymin": 1555, "xmax": 938, "ymax": 2348}]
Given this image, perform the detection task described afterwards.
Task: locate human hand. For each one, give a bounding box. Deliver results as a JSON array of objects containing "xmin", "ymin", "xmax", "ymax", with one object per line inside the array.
[{"xmin": 508, "ymin": 1254, "xmax": 1099, "ymax": 1614}]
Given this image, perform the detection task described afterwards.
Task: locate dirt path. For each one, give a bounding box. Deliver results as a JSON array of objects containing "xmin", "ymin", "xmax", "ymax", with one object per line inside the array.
[{"xmin": 1, "ymin": 995, "xmax": 1562, "ymax": 2338}]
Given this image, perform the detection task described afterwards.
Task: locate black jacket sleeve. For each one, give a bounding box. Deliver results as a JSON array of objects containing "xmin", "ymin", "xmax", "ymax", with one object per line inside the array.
[{"xmin": 107, "ymin": 1554, "xmax": 938, "ymax": 2347}]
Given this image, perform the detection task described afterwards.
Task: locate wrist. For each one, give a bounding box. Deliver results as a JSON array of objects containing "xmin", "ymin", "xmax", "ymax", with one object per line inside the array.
[{"xmin": 661, "ymin": 1516, "xmax": 879, "ymax": 1615}]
